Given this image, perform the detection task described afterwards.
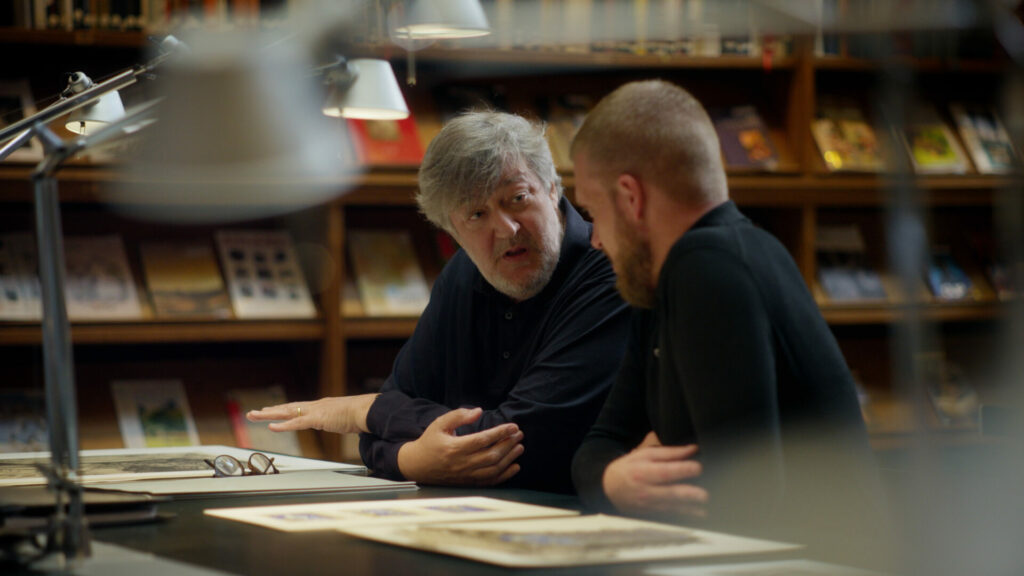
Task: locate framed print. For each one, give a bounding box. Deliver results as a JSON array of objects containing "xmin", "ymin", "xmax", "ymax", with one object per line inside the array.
[{"xmin": 0, "ymin": 79, "xmax": 43, "ymax": 163}]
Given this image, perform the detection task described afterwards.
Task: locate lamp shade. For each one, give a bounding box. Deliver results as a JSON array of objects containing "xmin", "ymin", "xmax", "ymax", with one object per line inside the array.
[
  {"xmin": 63, "ymin": 72, "xmax": 127, "ymax": 135},
  {"xmin": 322, "ymin": 59, "xmax": 409, "ymax": 121},
  {"xmin": 392, "ymin": 0, "xmax": 491, "ymax": 39},
  {"xmin": 105, "ymin": 30, "xmax": 357, "ymax": 224}
]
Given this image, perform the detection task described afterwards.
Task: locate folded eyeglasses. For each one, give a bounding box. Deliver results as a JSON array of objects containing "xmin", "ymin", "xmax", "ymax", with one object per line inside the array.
[{"xmin": 204, "ymin": 452, "xmax": 279, "ymax": 477}]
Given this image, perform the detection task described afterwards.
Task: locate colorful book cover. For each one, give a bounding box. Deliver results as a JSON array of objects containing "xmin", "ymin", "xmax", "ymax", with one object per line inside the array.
[
  {"xmin": 63, "ymin": 235, "xmax": 143, "ymax": 321},
  {"xmin": 347, "ymin": 116, "xmax": 424, "ymax": 167},
  {"xmin": 140, "ymin": 241, "xmax": 232, "ymax": 319},
  {"xmin": 0, "ymin": 233, "xmax": 42, "ymax": 321},
  {"xmin": 224, "ymin": 385, "xmax": 302, "ymax": 456},
  {"xmin": 949, "ymin": 103, "xmax": 1020, "ymax": 174},
  {"xmin": 924, "ymin": 248, "xmax": 973, "ymax": 301},
  {"xmin": 110, "ymin": 379, "xmax": 201, "ymax": 449},
  {"xmin": 713, "ymin": 106, "xmax": 778, "ymax": 171},
  {"xmin": 811, "ymin": 100, "xmax": 886, "ymax": 172},
  {"xmin": 348, "ymin": 229, "xmax": 431, "ymax": 317},
  {"xmin": 901, "ymin": 106, "xmax": 969, "ymax": 175},
  {"xmin": 215, "ymin": 230, "xmax": 317, "ymax": 319}
]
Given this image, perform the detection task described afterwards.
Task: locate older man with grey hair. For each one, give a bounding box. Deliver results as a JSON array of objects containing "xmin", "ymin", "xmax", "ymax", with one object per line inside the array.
[{"xmin": 249, "ymin": 111, "xmax": 629, "ymax": 492}]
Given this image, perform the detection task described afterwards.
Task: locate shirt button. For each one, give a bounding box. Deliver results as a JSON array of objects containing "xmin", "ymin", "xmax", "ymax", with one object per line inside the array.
[
  {"xmin": 504, "ymin": 311, "xmax": 513, "ymax": 320},
  {"xmin": 502, "ymin": 351, "xmax": 511, "ymax": 359}
]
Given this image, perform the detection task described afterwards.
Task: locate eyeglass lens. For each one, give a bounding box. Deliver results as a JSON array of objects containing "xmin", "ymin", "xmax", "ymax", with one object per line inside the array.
[
  {"xmin": 249, "ymin": 453, "xmax": 274, "ymax": 474},
  {"xmin": 213, "ymin": 455, "xmax": 245, "ymax": 477}
]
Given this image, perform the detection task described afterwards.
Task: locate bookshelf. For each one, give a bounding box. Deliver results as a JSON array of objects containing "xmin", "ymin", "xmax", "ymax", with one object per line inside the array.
[{"xmin": 1, "ymin": 14, "xmax": 1020, "ymax": 459}]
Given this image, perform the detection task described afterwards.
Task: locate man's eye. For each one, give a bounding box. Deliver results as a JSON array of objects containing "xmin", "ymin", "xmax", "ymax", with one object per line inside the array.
[
  {"xmin": 511, "ymin": 192, "xmax": 529, "ymax": 204},
  {"xmin": 467, "ymin": 210, "xmax": 484, "ymax": 221}
]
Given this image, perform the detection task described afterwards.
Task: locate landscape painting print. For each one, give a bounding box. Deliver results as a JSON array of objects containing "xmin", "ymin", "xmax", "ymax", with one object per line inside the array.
[{"xmin": 111, "ymin": 380, "xmax": 200, "ymax": 449}]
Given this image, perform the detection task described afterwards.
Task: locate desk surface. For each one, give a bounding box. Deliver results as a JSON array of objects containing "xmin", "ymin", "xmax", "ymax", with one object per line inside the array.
[{"xmin": 76, "ymin": 486, "xmax": 805, "ymax": 576}]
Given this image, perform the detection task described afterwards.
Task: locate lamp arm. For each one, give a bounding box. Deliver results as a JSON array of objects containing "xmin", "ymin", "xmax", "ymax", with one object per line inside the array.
[{"xmin": 0, "ymin": 35, "xmax": 183, "ymax": 150}]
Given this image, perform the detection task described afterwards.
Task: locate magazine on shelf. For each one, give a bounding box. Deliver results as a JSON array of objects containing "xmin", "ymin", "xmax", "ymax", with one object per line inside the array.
[
  {"xmin": 0, "ymin": 445, "xmax": 365, "ymax": 487},
  {"xmin": 205, "ymin": 496, "xmax": 576, "ymax": 533},
  {"xmin": 0, "ymin": 233, "xmax": 41, "ymax": 321},
  {"xmin": 0, "ymin": 389, "xmax": 48, "ymax": 453},
  {"xmin": 916, "ymin": 351, "xmax": 980, "ymax": 428},
  {"xmin": 334, "ymin": 506, "xmax": 801, "ymax": 568},
  {"xmin": 63, "ymin": 235, "xmax": 143, "ymax": 321},
  {"xmin": 949, "ymin": 103, "xmax": 1020, "ymax": 174},
  {"xmin": 815, "ymin": 224, "xmax": 887, "ymax": 302},
  {"xmin": 541, "ymin": 93, "xmax": 594, "ymax": 170},
  {"xmin": 346, "ymin": 115, "xmax": 424, "ymax": 167},
  {"xmin": 924, "ymin": 247, "xmax": 975, "ymax": 301},
  {"xmin": 139, "ymin": 241, "xmax": 232, "ymax": 319},
  {"xmin": 900, "ymin": 106, "xmax": 970, "ymax": 175},
  {"xmin": 215, "ymin": 230, "xmax": 317, "ymax": 319},
  {"xmin": 224, "ymin": 385, "xmax": 302, "ymax": 457},
  {"xmin": 347, "ymin": 229, "xmax": 431, "ymax": 317},
  {"xmin": 811, "ymin": 99, "xmax": 886, "ymax": 173},
  {"xmin": 110, "ymin": 379, "xmax": 201, "ymax": 449},
  {"xmin": 712, "ymin": 106, "xmax": 779, "ymax": 171}
]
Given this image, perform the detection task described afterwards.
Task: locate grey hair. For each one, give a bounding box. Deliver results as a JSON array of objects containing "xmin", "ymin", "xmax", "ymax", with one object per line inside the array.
[{"xmin": 417, "ymin": 110, "xmax": 562, "ymax": 233}]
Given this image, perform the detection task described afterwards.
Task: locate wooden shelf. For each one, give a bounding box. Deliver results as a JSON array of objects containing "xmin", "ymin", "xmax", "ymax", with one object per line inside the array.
[
  {"xmin": 343, "ymin": 317, "xmax": 419, "ymax": 340},
  {"xmin": 813, "ymin": 55, "xmax": 1010, "ymax": 74},
  {"xmin": 1, "ymin": 167, "xmax": 1015, "ymax": 207},
  {"xmin": 821, "ymin": 302, "xmax": 1003, "ymax": 325},
  {"xmin": 0, "ymin": 27, "xmax": 148, "ymax": 47},
  {"xmin": 0, "ymin": 320, "xmax": 324, "ymax": 345},
  {"xmin": 363, "ymin": 45, "xmax": 799, "ymax": 71}
]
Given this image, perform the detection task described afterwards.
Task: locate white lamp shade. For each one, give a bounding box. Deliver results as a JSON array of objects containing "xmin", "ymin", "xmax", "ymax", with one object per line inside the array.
[
  {"xmin": 65, "ymin": 91, "xmax": 126, "ymax": 135},
  {"xmin": 392, "ymin": 0, "xmax": 491, "ymax": 39},
  {"xmin": 322, "ymin": 59, "xmax": 409, "ymax": 121},
  {"xmin": 105, "ymin": 30, "xmax": 358, "ymax": 224}
]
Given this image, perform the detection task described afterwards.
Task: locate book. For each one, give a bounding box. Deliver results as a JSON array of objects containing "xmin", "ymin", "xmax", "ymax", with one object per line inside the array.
[
  {"xmin": 541, "ymin": 94, "xmax": 594, "ymax": 170},
  {"xmin": 0, "ymin": 446, "xmax": 364, "ymax": 487},
  {"xmin": 347, "ymin": 229, "xmax": 431, "ymax": 317},
  {"xmin": 924, "ymin": 247, "xmax": 974, "ymax": 301},
  {"xmin": 949, "ymin": 103, "xmax": 1020, "ymax": 174},
  {"xmin": 63, "ymin": 235, "xmax": 144, "ymax": 321},
  {"xmin": 900, "ymin": 106, "xmax": 969, "ymax": 174},
  {"xmin": 224, "ymin": 385, "xmax": 302, "ymax": 456},
  {"xmin": 0, "ymin": 233, "xmax": 42, "ymax": 321},
  {"xmin": 815, "ymin": 224, "xmax": 887, "ymax": 302},
  {"xmin": 205, "ymin": 496, "xmax": 577, "ymax": 533},
  {"xmin": 110, "ymin": 379, "xmax": 201, "ymax": 449},
  {"xmin": 811, "ymin": 100, "xmax": 886, "ymax": 172},
  {"xmin": 215, "ymin": 230, "xmax": 317, "ymax": 319},
  {"xmin": 712, "ymin": 105, "xmax": 779, "ymax": 171},
  {"xmin": 0, "ymin": 486, "xmax": 164, "ymax": 530},
  {"xmin": 0, "ymin": 389, "xmax": 48, "ymax": 453},
  {"xmin": 346, "ymin": 116, "xmax": 424, "ymax": 167},
  {"xmin": 338, "ymin": 508, "xmax": 801, "ymax": 568},
  {"xmin": 968, "ymin": 232, "xmax": 1019, "ymax": 301},
  {"xmin": 139, "ymin": 241, "xmax": 232, "ymax": 319},
  {"xmin": 916, "ymin": 351, "xmax": 979, "ymax": 428}
]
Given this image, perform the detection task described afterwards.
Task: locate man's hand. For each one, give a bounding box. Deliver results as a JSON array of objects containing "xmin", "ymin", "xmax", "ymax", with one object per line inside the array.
[
  {"xmin": 397, "ymin": 407, "xmax": 524, "ymax": 486},
  {"xmin": 246, "ymin": 394, "xmax": 379, "ymax": 435},
  {"xmin": 603, "ymin": 431, "xmax": 708, "ymax": 517}
]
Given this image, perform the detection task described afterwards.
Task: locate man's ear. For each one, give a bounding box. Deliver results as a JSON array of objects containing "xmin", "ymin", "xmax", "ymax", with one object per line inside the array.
[{"xmin": 614, "ymin": 173, "xmax": 646, "ymax": 224}]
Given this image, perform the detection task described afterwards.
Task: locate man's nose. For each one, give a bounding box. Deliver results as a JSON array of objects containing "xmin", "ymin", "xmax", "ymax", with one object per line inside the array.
[{"xmin": 494, "ymin": 210, "xmax": 520, "ymax": 238}]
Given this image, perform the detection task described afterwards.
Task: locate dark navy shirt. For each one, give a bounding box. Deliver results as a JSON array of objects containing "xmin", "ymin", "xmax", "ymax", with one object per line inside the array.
[
  {"xmin": 572, "ymin": 201, "xmax": 884, "ymax": 544},
  {"xmin": 360, "ymin": 197, "xmax": 630, "ymax": 493}
]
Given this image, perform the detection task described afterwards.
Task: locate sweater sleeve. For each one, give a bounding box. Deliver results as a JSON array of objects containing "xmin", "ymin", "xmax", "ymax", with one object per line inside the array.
[
  {"xmin": 661, "ymin": 246, "xmax": 785, "ymax": 525},
  {"xmin": 360, "ymin": 258, "xmax": 630, "ymax": 493},
  {"xmin": 571, "ymin": 311, "xmax": 653, "ymax": 510}
]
